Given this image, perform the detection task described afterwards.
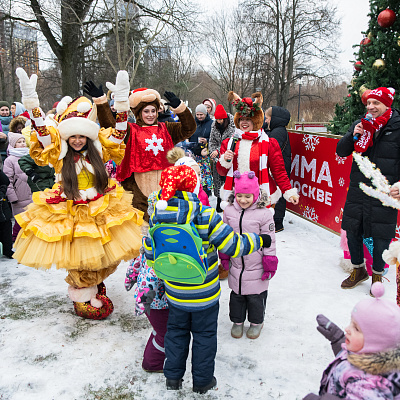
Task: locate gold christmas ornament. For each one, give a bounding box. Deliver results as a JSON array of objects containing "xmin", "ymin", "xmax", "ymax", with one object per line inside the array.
[
  {"xmin": 398, "ymin": 35, "xmax": 400, "ymax": 46},
  {"xmin": 351, "ymin": 78, "xmax": 357, "ymax": 87},
  {"xmin": 367, "ymin": 32, "xmax": 373, "ymax": 40},
  {"xmin": 373, "ymin": 58, "xmax": 385, "ymax": 69},
  {"xmin": 359, "ymin": 85, "xmax": 369, "ymax": 96}
]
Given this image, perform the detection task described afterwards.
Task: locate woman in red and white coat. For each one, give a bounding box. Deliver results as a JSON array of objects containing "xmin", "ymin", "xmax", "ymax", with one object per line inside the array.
[{"xmin": 216, "ymin": 91, "xmax": 299, "ymax": 209}]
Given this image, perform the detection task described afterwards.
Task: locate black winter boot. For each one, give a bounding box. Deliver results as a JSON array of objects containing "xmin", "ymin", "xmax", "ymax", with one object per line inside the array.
[{"xmin": 216, "ymin": 197, "xmax": 223, "ymax": 213}]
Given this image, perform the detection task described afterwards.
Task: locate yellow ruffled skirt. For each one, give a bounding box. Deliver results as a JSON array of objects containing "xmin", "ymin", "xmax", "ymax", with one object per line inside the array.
[{"xmin": 14, "ymin": 183, "xmax": 144, "ymax": 273}]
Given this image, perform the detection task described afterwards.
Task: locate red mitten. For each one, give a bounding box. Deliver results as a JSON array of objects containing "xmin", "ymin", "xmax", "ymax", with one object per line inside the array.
[
  {"xmin": 354, "ymin": 118, "xmax": 374, "ymax": 153},
  {"xmin": 218, "ymin": 251, "xmax": 231, "ymax": 271},
  {"xmin": 261, "ymin": 255, "xmax": 278, "ymax": 281}
]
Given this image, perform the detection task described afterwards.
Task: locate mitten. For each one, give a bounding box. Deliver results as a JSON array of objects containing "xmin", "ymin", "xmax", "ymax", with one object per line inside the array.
[
  {"xmin": 136, "ymin": 288, "xmax": 156, "ymax": 315},
  {"xmin": 218, "ymin": 251, "xmax": 230, "ymax": 271},
  {"xmin": 261, "ymin": 255, "xmax": 278, "ymax": 281},
  {"xmin": 106, "ymin": 70, "xmax": 130, "ymax": 112},
  {"xmin": 316, "ymin": 314, "xmax": 345, "ymax": 345},
  {"xmin": 83, "ymin": 80, "xmax": 104, "ymax": 98},
  {"xmin": 164, "ymin": 91, "xmax": 181, "ymax": 109},
  {"xmin": 16, "ymin": 67, "xmax": 39, "ymax": 110},
  {"xmin": 124, "ymin": 265, "xmax": 138, "ymax": 291},
  {"xmin": 259, "ymin": 234, "xmax": 272, "ymax": 248}
]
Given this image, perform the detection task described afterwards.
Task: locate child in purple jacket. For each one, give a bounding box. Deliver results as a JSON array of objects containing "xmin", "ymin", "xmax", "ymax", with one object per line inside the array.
[
  {"xmin": 220, "ymin": 170, "xmax": 277, "ymax": 340},
  {"xmin": 304, "ymin": 282, "xmax": 400, "ymax": 400}
]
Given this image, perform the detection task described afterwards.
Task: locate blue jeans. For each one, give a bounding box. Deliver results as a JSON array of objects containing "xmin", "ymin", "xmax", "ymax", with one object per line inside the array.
[
  {"xmin": 164, "ymin": 302, "xmax": 219, "ymax": 387},
  {"xmin": 346, "ymin": 231, "xmax": 391, "ymax": 273}
]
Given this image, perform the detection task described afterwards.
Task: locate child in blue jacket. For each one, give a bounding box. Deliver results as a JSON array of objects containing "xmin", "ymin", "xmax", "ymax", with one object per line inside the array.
[{"xmin": 144, "ymin": 164, "xmax": 271, "ymax": 394}]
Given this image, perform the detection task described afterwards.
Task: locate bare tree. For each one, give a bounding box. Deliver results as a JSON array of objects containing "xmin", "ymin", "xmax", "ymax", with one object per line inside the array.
[{"xmin": 246, "ymin": 0, "xmax": 340, "ymax": 107}]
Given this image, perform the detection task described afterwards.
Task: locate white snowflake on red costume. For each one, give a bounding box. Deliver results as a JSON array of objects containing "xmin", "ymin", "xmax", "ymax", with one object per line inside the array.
[{"xmin": 145, "ymin": 134, "xmax": 164, "ymax": 156}]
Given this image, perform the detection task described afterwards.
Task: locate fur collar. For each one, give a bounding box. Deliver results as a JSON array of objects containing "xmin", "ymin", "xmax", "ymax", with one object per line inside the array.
[{"xmin": 347, "ymin": 346, "xmax": 400, "ymax": 375}]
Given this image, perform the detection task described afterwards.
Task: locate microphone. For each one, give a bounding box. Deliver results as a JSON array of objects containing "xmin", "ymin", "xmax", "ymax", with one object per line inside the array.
[
  {"xmin": 354, "ymin": 113, "xmax": 373, "ymax": 142},
  {"xmin": 227, "ymin": 130, "xmax": 241, "ymax": 162}
]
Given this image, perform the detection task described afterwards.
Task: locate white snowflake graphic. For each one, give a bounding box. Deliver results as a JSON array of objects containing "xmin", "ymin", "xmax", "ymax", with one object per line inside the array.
[
  {"xmin": 145, "ymin": 134, "xmax": 164, "ymax": 156},
  {"xmin": 302, "ymin": 135, "xmax": 320, "ymax": 151},
  {"xmin": 303, "ymin": 206, "xmax": 319, "ymax": 222},
  {"xmin": 335, "ymin": 153, "xmax": 347, "ymax": 164},
  {"xmin": 338, "ymin": 177, "xmax": 345, "ymax": 187}
]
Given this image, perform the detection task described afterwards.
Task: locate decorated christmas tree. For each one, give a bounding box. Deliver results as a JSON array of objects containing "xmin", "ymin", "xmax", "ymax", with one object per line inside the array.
[{"xmin": 328, "ymin": 0, "xmax": 400, "ymax": 135}]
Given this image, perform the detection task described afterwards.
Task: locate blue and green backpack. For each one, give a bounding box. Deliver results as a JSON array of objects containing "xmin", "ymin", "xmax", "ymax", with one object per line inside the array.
[{"xmin": 148, "ymin": 222, "xmax": 208, "ymax": 284}]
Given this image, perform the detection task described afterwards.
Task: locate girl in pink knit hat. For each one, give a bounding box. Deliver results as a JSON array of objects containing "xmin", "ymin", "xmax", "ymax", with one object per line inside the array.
[
  {"xmin": 220, "ymin": 170, "xmax": 277, "ymax": 340},
  {"xmin": 304, "ymin": 282, "xmax": 400, "ymax": 400}
]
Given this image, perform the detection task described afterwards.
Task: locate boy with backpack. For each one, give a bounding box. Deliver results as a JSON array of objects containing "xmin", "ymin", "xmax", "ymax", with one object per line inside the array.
[{"xmin": 144, "ymin": 164, "xmax": 272, "ymax": 394}]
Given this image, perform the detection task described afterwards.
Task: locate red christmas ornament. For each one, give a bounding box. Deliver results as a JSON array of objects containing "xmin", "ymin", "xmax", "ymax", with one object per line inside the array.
[
  {"xmin": 360, "ymin": 37, "xmax": 371, "ymax": 47},
  {"xmin": 361, "ymin": 89, "xmax": 372, "ymax": 105},
  {"xmin": 377, "ymin": 9, "xmax": 396, "ymax": 28},
  {"xmin": 354, "ymin": 61, "xmax": 363, "ymax": 71},
  {"xmin": 347, "ymin": 94, "xmax": 351, "ymax": 97}
]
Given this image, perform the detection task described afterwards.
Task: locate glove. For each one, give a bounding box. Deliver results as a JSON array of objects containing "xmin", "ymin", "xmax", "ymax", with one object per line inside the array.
[
  {"xmin": 124, "ymin": 265, "xmax": 139, "ymax": 291},
  {"xmin": 106, "ymin": 70, "xmax": 130, "ymax": 103},
  {"xmin": 218, "ymin": 251, "xmax": 230, "ymax": 271},
  {"xmin": 25, "ymin": 169, "xmax": 39, "ymax": 183},
  {"xmin": 83, "ymin": 80, "xmax": 104, "ymax": 98},
  {"xmin": 16, "ymin": 67, "xmax": 39, "ymax": 109},
  {"xmin": 164, "ymin": 91, "xmax": 181, "ymax": 109},
  {"xmin": 136, "ymin": 288, "xmax": 156, "ymax": 315},
  {"xmin": 260, "ymin": 234, "xmax": 272, "ymax": 248},
  {"xmin": 261, "ymin": 255, "xmax": 278, "ymax": 281},
  {"xmin": 316, "ymin": 314, "xmax": 344, "ymax": 344}
]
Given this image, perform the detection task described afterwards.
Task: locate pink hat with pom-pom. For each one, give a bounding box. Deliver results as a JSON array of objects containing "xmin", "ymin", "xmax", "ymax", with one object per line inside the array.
[
  {"xmin": 351, "ymin": 282, "xmax": 400, "ymax": 353},
  {"xmin": 233, "ymin": 170, "xmax": 260, "ymax": 204}
]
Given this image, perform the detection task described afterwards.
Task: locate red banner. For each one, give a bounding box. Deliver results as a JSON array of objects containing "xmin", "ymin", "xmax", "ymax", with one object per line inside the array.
[{"xmin": 286, "ymin": 131, "xmax": 400, "ymax": 237}]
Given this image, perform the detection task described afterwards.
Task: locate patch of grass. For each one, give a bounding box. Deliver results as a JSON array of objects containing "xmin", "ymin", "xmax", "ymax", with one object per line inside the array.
[
  {"xmin": 33, "ymin": 353, "xmax": 58, "ymax": 363},
  {"xmin": 85, "ymin": 383, "xmax": 135, "ymax": 400},
  {"xmin": 110, "ymin": 313, "xmax": 151, "ymax": 333},
  {"xmin": 0, "ymin": 295, "xmax": 68, "ymax": 320}
]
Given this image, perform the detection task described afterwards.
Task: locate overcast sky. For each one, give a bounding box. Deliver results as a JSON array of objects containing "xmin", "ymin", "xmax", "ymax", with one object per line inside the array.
[{"xmin": 202, "ymin": 0, "xmax": 370, "ymax": 82}]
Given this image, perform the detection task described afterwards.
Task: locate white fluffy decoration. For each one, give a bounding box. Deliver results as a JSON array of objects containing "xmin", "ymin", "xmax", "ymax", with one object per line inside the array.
[
  {"xmin": 77, "ymin": 101, "xmax": 91, "ymax": 114},
  {"xmin": 56, "ymin": 96, "xmax": 72, "ymax": 114},
  {"xmin": 220, "ymin": 200, "xmax": 229, "ymax": 210},
  {"xmin": 68, "ymin": 285, "xmax": 97, "ymax": 302},
  {"xmin": 156, "ymin": 200, "xmax": 168, "ymax": 210},
  {"xmin": 90, "ymin": 296, "xmax": 103, "ymax": 308}
]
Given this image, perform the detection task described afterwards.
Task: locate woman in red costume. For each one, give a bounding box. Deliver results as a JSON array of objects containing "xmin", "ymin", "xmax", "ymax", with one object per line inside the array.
[
  {"xmin": 84, "ymin": 83, "xmax": 196, "ymax": 222},
  {"xmin": 13, "ymin": 68, "xmax": 144, "ymax": 320},
  {"xmin": 217, "ymin": 91, "xmax": 299, "ymax": 208}
]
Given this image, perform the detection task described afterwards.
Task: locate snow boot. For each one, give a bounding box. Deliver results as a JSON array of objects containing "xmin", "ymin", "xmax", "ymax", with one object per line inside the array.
[
  {"xmin": 370, "ymin": 272, "xmax": 383, "ymax": 297},
  {"xmin": 246, "ymin": 323, "xmax": 263, "ymax": 339},
  {"xmin": 231, "ymin": 323, "xmax": 244, "ymax": 339},
  {"xmin": 341, "ymin": 264, "xmax": 369, "ymax": 289},
  {"xmin": 166, "ymin": 378, "xmax": 183, "ymax": 390},
  {"xmin": 193, "ymin": 377, "xmax": 217, "ymax": 394},
  {"xmin": 275, "ymin": 221, "xmax": 284, "ymax": 233},
  {"xmin": 216, "ymin": 197, "xmax": 223, "ymax": 213}
]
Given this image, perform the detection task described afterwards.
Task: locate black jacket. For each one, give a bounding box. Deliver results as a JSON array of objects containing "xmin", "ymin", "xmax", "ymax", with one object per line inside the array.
[
  {"xmin": 0, "ymin": 170, "xmax": 12, "ymax": 222},
  {"xmin": 336, "ymin": 108, "xmax": 400, "ymax": 239},
  {"xmin": 265, "ymin": 106, "xmax": 291, "ymax": 175},
  {"xmin": 189, "ymin": 114, "xmax": 213, "ymax": 143}
]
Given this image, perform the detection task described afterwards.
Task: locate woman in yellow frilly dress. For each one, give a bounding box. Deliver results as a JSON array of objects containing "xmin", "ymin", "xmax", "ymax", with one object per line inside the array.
[{"xmin": 14, "ymin": 68, "xmax": 144, "ymax": 319}]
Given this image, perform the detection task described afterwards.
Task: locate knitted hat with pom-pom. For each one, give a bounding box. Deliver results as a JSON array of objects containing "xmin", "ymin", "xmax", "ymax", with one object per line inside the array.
[
  {"xmin": 367, "ymin": 87, "xmax": 395, "ymax": 108},
  {"xmin": 351, "ymin": 282, "xmax": 400, "ymax": 353},
  {"xmin": 234, "ymin": 170, "xmax": 260, "ymax": 204},
  {"xmin": 156, "ymin": 165, "xmax": 200, "ymax": 210}
]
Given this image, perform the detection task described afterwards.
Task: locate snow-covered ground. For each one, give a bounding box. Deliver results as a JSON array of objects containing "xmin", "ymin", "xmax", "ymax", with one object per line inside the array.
[{"xmin": 0, "ymin": 210, "xmax": 397, "ymax": 400}]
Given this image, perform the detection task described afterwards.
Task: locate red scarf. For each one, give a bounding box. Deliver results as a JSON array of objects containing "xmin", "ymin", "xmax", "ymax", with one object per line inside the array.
[{"xmin": 354, "ymin": 108, "xmax": 392, "ymax": 153}]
